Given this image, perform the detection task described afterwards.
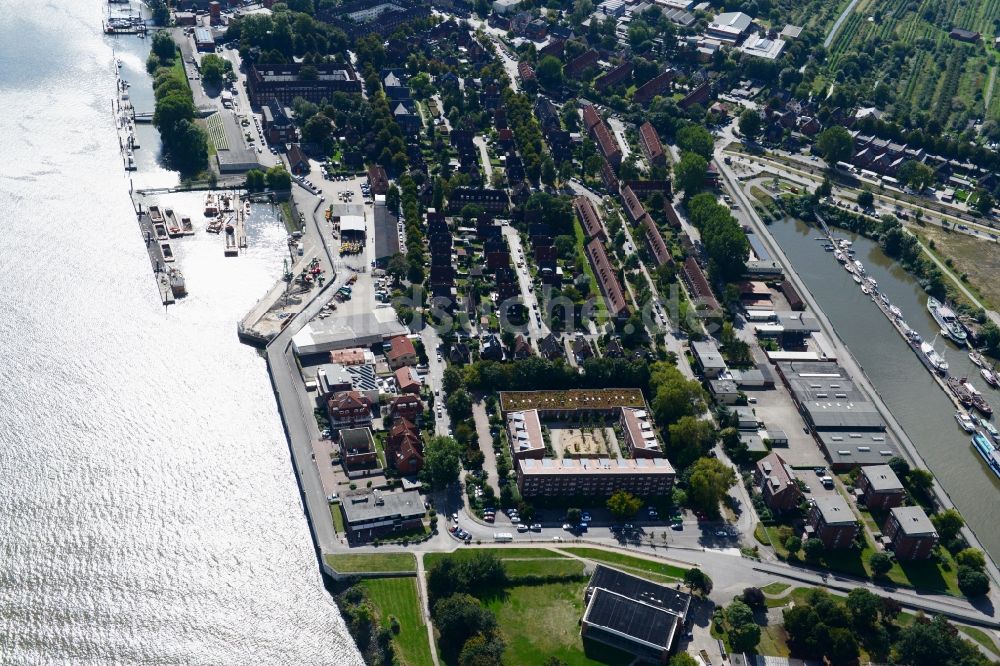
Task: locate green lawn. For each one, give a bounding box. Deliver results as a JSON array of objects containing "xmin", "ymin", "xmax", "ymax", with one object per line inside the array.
[
  {"xmin": 424, "ymin": 548, "xmax": 567, "ymax": 569},
  {"xmin": 762, "ymin": 582, "xmax": 790, "ymax": 595},
  {"xmin": 559, "ymin": 548, "xmax": 686, "ymax": 580},
  {"xmin": 504, "ymin": 558, "xmax": 586, "ymax": 579},
  {"xmin": 572, "ymin": 219, "xmax": 602, "ymax": 308},
  {"xmin": 486, "ymin": 581, "xmax": 635, "ymax": 666},
  {"xmin": 330, "ymin": 505, "xmax": 345, "ymax": 534},
  {"xmin": 959, "ymin": 625, "xmax": 1000, "ymax": 655},
  {"xmin": 361, "ymin": 578, "xmax": 435, "ymax": 666},
  {"xmin": 325, "ymin": 552, "xmax": 417, "ymax": 573}
]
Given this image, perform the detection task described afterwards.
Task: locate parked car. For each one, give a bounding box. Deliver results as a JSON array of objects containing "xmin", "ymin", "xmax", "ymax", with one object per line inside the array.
[
  {"xmin": 531, "ymin": 523, "xmax": 542, "ymax": 532},
  {"xmin": 517, "ymin": 524, "xmax": 529, "ymax": 533}
]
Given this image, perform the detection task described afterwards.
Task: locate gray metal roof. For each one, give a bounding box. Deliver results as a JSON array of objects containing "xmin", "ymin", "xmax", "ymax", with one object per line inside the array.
[
  {"xmin": 341, "ymin": 489, "xmax": 424, "ymax": 525},
  {"xmin": 860, "ymin": 464, "xmax": 903, "ymax": 492},
  {"xmin": 890, "ymin": 505, "xmax": 936, "ymax": 536},
  {"xmin": 812, "ymin": 495, "xmax": 855, "ymax": 526}
]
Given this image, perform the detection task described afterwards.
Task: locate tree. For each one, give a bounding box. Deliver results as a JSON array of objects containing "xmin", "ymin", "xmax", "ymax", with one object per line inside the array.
[
  {"xmin": 459, "ymin": 634, "xmax": 505, "ymax": 666},
  {"xmin": 974, "ymin": 190, "xmax": 994, "ymax": 216},
  {"xmin": 387, "ymin": 253, "xmax": 408, "ymax": 283},
  {"xmin": 955, "ymin": 548, "xmax": 986, "ymax": 570},
  {"xmin": 166, "ymin": 119, "xmax": 208, "ymax": 173},
  {"xmin": 675, "ymin": 151, "xmax": 707, "ymax": 196},
  {"xmin": 888, "ymin": 456, "xmax": 910, "ymax": 479},
  {"xmin": 896, "ymin": 614, "xmax": 990, "ymax": 666},
  {"xmin": 265, "ymin": 164, "xmax": 292, "ymax": 190},
  {"xmin": 958, "ymin": 566, "xmax": 991, "ymax": 597},
  {"xmin": 676, "ymin": 125, "xmax": 714, "ymax": 160},
  {"xmin": 857, "ymin": 188, "xmax": 874, "ymax": 209},
  {"xmin": 541, "ymin": 157, "xmax": 557, "ymax": 187},
  {"xmin": 738, "ymin": 109, "xmax": 762, "ymax": 142},
  {"xmin": 687, "ymin": 457, "xmax": 736, "ymax": 515},
  {"xmin": 442, "ymin": 366, "xmax": 464, "ymax": 395},
  {"xmin": 606, "ymin": 490, "xmax": 642, "ymax": 519},
  {"xmin": 536, "ymin": 55, "xmax": 564, "ymax": 90},
  {"xmin": 669, "ymin": 655, "xmax": 698, "ymax": 666},
  {"xmin": 784, "ymin": 535, "xmax": 802, "ymax": 555},
  {"xmin": 566, "ymin": 507, "xmax": 583, "ymax": 524},
  {"xmin": 869, "ymin": 551, "xmax": 892, "ymax": 577},
  {"xmin": 816, "ymin": 126, "xmax": 853, "ymax": 165},
  {"xmin": 446, "ymin": 388, "xmax": 473, "ymax": 421},
  {"xmin": 151, "ymin": 30, "xmax": 176, "ymax": 61},
  {"xmin": 725, "ymin": 599, "xmax": 760, "ymax": 652},
  {"xmin": 683, "ymin": 567, "xmax": 712, "ymax": 595},
  {"xmin": 245, "ymin": 169, "xmax": 266, "ymax": 192},
  {"xmin": 200, "ymin": 54, "xmax": 229, "ymax": 86},
  {"xmin": 846, "ymin": 588, "xmax": 881, "ymax": 628},
  {"xmin": 803, "ymin": 538, "xmax": 824, "ymax": 561},
  {"xmin": 931, "ymin": 508, "xmax": 964, "ymax": 542},
  {"xmin": 667, "ymin": 416, "xmax": 715, "ymax": 468},
  {"xmin": 433, "ymin": 594, "xmax": 497, "ymax": 654},
  {"xmin": 649, "ymin": 362, "xmax": 707, "ymax": 425},
  {"xmin": 302, "ymin": 114, "xmax": 332, "ymax": 145},
  {"xmin": 421, "ymin": 436, "xmax": 464, "ymax": 490},
  {"xmin": 908, "ymin": 468, "xmax": 933, "ymax": 496},
  {"xmin": 827, "ymin": 627, "xmax": 860, "ymax": 663},
  {"xmin": 898, "ymin": 160, "xmax": 935, "ymax": 191},
  {"xmin": 741, "ymin": 587, "xmax": 765, "ymax": 609}
]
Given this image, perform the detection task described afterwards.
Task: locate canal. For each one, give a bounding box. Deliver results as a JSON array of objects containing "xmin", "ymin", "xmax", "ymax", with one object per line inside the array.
[{"xmin": 768, "ymin": 216, "xmax": 1000, "ymax": 559}]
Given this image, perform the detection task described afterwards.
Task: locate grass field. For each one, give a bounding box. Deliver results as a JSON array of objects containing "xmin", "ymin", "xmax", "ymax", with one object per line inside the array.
[
  {"xmin": 424, "ymin": 548, "xmax": 568, "ymax": 569},
  {"xmin": 361, "ymin": 578, "xmax": 435, "ymax": 666},
  {"xmin": 916, "ymin": 224, "xmax": 1000, "ymax": 308},
  {"xmin": 486, "ymin": 580, "xmax": 635, "ymax": 666},
  {"xmin": 325, "ymin": 552, "xmax": 417, "ymax": 573},
  {"xmin": 762, "ymin": 582, "xmax": 791, "ymax": 595},
  {"xmin": 330, "ymin": 506, "xmax": 345, "ymax": 534},
  {"xmin": 559, "ymin": 548, "xmax": 686, "ymax": 580},
  {"xmin": 504, "ymin": 558, "xmax": 586, "ymax": 579},
  {"xmin": 959, "ymin": 625, "xmax": 1000, "ymax": 655}
]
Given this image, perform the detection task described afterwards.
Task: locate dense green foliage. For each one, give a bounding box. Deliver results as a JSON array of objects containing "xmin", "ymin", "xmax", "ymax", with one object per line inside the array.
[
  {"xmin": 149, "ymin": 35, "xmax": 208, "ymax": 175},
  {"xmin": 420, "ymin": 436, "xmax": 464, "ymax": 490},
  {"xmin": 606, "ymin": 490, "xmax": 642, "ymax": 518},
  {"xmin": 687, "ymin": 457, "xmax": 736, "ymax": 515},
  {"xmin": 686, "ymin": 193, "xmax": 750, "ymax": 282}
]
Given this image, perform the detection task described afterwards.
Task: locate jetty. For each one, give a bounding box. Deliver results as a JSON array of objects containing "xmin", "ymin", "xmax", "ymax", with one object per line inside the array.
[
  {"xmin": 224, "ymin": 196, "xmax": 248, "ymax": 257},
  {"xmin": 136, "ymin": 210, "xmax": 175, "ymax": 306}
]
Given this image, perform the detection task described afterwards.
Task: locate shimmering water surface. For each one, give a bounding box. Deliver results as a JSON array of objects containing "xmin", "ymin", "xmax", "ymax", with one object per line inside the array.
[
  {"xmin": 769, "ymin": 216, "xmax": 1000, "ymax": 560},
  {"xmin": 0, "ymin": 2, "xmax": 360, "ymax": 662}
]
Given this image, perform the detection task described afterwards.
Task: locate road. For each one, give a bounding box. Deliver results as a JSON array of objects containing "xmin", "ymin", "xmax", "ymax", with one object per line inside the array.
[
  {"xmin": 471, "ymin": 401, "xmax": 501, "ymax": 496},
  {"xmin": 607, "ymin": 117, "xmax": 632, "ymax": 160},
  {"xmin": 501, "ymin": 225, "xmax": 549, "ymax": 348},
  {"xmin": 715, "ymin": 126, "xmax": 1000, "ymax": 609},
  {"xmin": 419, "ymin": 324, "xmax": 452, "ymax": 436},
  {"xmin": 473, "ymin": 135, "xmax": 494, "ymax": 184},
  {"xmin": 824, "ymin": 0, "xmax": 862, "ymax": 48}
]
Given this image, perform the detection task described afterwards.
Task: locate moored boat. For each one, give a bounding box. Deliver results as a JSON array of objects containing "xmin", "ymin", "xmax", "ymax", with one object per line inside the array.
[
  {"xmin": 970, "ymin": 350, "xmax": 986, "ymax": 367},
  {"xmin": 204, "ymin": 193, "xmax": 219, "ymax": 217},
  {"xmin": 956, "ymin": 410, "xmax": 977, "ymax": 432},
  {"xmin": 861, "ymin": 283, "xmax": 870, "ymax": 294},
  {"xmin": 921, "ymin": 342, "xmax": 949, "ymax": 374},
  {"xmin": 981, "ymin": 368, "xmax": 999, "ymax": 388},
  {"xmin": 168, "ymin": 267, "xmax": 186, "ymax": 297},
  {"xmin": 971, "ymin": 432, "xmax": 1000, "ymax": 478},
  {"xmin": 852, "ymin": 274, "xmax": 862, "ymax": 284},
  {"xmin": 927, "ymin": 296, "xmax": 968, "ymax": 346},
  {"xmin": 889, "ymin": 305, "xmax": 902, "ymax": 318},
  {"xmin": 981, "ymin": 418, "xmax": 1000, "ymax": 441}
]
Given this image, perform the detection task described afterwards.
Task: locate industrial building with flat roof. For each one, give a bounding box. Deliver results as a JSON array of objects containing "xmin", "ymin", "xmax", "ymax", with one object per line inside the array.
[
  {"xmin": 706, "ymin": 11, "xmax": 753, "ymax": 43},
  {"xmin": 582, "ymin": 565, "xmax": 691, "ymax": 662}
]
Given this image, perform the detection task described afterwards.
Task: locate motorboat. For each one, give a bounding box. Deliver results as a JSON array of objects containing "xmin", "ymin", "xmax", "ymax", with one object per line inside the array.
[
  {"xmin": 854, "ymin": 259, "xmax": 865, "ymax": 274},
  {"xmin": 168, "ymin": 268, "xmax": 186, "ymax": 297},
  {"xmin": 971, "ymin": 432, "xmax": 1000, "ymax": 478},
  {"xmin": 834, "ymin": 250, "xmax": 846, "ymax": 263},
  {"xmin": 852, "ymin": 274, "xmax": 862, "ymax": 284},
  {"xmin": 970, "ymin": 351, "xmax": 986, "ymax": 367},
  {"xmin": 981, "ymin": 418, "xmax": 1000, "ymax": 441},
  {"xmin": 981, "ymin": 368, "xmax": 999, "ymax": 388},
  {"xmin": 927, "ymin": 296, "xmax": 968, "ymax": 346},
  {"xmin": 956, "ymin": 410, "xmax": 977, "ymax": 433},
  {"xmin": 861, "ymin": 284, "xmax": 870, "ymax": 295},
  {"xmin": 920, "ymin": 341, "xmax": 949, "ymax": 374},
  {"xmin": 889, "ymin": 305, "xmax": 902, "ymax": 318}
]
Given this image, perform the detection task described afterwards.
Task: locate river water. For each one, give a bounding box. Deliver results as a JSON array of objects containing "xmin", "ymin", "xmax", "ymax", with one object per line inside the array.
[
  {"xmin": 0, "ymin": 2, "xmax": 360, "ymax": 663},
  {"xmin": 769, "ymin": 216, "xmax": 1000, "ymax": 559}
]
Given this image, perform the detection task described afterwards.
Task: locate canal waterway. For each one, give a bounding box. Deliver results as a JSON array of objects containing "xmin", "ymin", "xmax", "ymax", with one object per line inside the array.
[
  {"xmin": 0, "ymin": 1, "xmax": 361, "ymax": 662},
  {"xmin": 769, "ymin": 216, "xmax": 1000, "ymax": 559}
]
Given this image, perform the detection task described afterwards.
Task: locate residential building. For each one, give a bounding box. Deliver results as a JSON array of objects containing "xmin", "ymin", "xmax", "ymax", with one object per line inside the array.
[
  {"xmin": 638, "ymin": 122, "xmax": 666, "ymax": 166},
  {"xmin": 247, "ymin": 63, "xmax": 362, "ymax": 106},
  {"xmin": 620, "ymin": 408, "xmax": 662, "ymax": 457},
  {"xmin": 394, "ymin": 366, "xmax": 422, "ymax": 394},
  {"xmin": 385, "ymin": 335, "xmax": 417, "ymax": 369},
  {"xmin": 388, "ymin": 394, "xmax": 423, "ymax": 420},
  {"xmin": 808, "ymin": 495, "xmax": 859, "ymax": 549},
  {"xmin": 507, "ymin": 409, "xmax": 546, "ymax": 459},
  {"xmin": 338, "ymin": 427, "xmax": 378, "ymax": 471},
  {"xmin": 574, "ymin": 196, "xmax": 605, "ymax": 241},
  {"xmin": 448, "ymin": 187, "xmax": 509, "ymax": 214},
  {"xmin": 340, "ymin": 489, "xmax": 424, "ymax": 543},
  {"xmin": 581, "ymin": 565, "xmax": 691, "ymax": 663},
  {"xmin": 641, "ymin": 215, "xmax": 672, "ymax": 268},
  {"xmin": 884, "ymin": 506, "xmax": 938, "ymax": 560},
  {"xmin": 287, "ymin": 144, "xmax": 309, "ymax": 175},
  {"xmin": 857, "ymin": 464, "xmax": 905, "ymax": 510},
  {"xmin": 327, "ymin": 390, "xmax": 373, "ymax": 429},
  {"xmin": 321, "ymin": 0, "xmax": 431, "ymax": 38},
  {"xmin": 367, "ymin": 165, "xmax": 390, "ymax": 195},
  {"xmin": 620, "ymin": 185, "xmax": 648, "ymax": 225},
  {"xmin": 586, "ymin": 238, "xmax": 629, "ymax": 318},
  {"xmin": 565, "ymin": 49, "xmax": 600, "ymax": 78},
  {"xmin": 386, "ymin": 418, "xmax": 423, "ymax": 474},
  {"xmin": 517, "ymin": 457, "xmax": 675, "ymax": 497},
  {"xmin": 682, "ymin": 257, "xmax": 722, "ymax": 315},
  {"xmin": 754, "ymin": 452, "xmax": 801, "ymax": 512},
  {"xmin": 691, "ymin": 340, "xmax": 727, "ymax": 378},
  {"xmin": 950, "ymin": 28, "xmax": 981, "ymax": 42},
  {"xmin": 594, "ymin": 60, "xmax": 632, "ymax": 92},
  {"xmin": 633, "ymin": 69, "xmax": 676, "ymax": 105},
  {"xmin": 261, "ymin": 99, "xmax": 296, "ymax": 144}
]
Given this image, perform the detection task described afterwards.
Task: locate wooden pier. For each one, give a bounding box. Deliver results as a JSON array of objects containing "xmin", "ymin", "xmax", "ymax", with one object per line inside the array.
[{"xmin": 224, "ymin": 196, "xmax": 248, "ymax": 257}]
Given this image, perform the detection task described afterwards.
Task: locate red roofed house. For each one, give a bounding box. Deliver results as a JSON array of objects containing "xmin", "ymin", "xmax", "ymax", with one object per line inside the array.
[
  {"xmin": 327, "ymin": 390, "xmax": 373, "ymax": 429},
  {"xmin": 386, "ymin": 419, "xmax": 424, "ymax": 475},
  {"xmin": 754, "ymin": 452, "xmax": 802, "ymax": 512},
  {"xmin": 638, "ymin": 122, "xmax": 666, "ymax": 167},
  {"xmin": 395, "ymin": 366, "xmax": 422, "ymax": 394},
  {"xmin": 386, "ymin": 335, "xmax": 417, "ymax": 369},
  {"xmin": 389, "ymin": 394, "xmax": 423, "ymax": 420}
]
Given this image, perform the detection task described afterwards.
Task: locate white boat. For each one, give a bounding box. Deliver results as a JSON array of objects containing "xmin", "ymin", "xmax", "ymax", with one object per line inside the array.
[
  {"xmin": 981, "ymin": 418, "xmax": 1000, "ymax": 441},
  {"xmin": 869, "ymin": 278, "xmax": 879, "ymax": 290},
  {"xmin": 845, "ymin": 262, "xmax": 855, "ymax": 274},
  {"xmin": 889, "ymin": 305, "xmax": 902, "ymax": 318},
  {"xmin": 927, "ymin": 296, "xmax": 968, "ymax": 346},
  {"xmin": 852, "ymin": 274, "xmax": 862, "ymax": 284},
  {"xmin": 921, "ymin": 341, "xmax": 949, "ymax": 374},
  {"xmin": 854, "ymin": 259, "xmax": 865, "ymax": 274},
  {"xmin": 956, "ymin": 410, "xmax": 977, "ymax": 433},
  {"xmin": 861, "ymin": 284, "xmax": 870, "ymax": 294},
  {"xmin": 834, "ymin": 250, "xmax": 846, "ymax": 263},
  {"xmin": 982, "ymin": 368, "xmax": 999, "ymax": 388},
  {"xmin": 970, "ymin": 351, "xmax": 986, "ymax": 367},
  {"xmin": 125, "ymin": 152, "xmax": 135, "ymax": 171}
]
